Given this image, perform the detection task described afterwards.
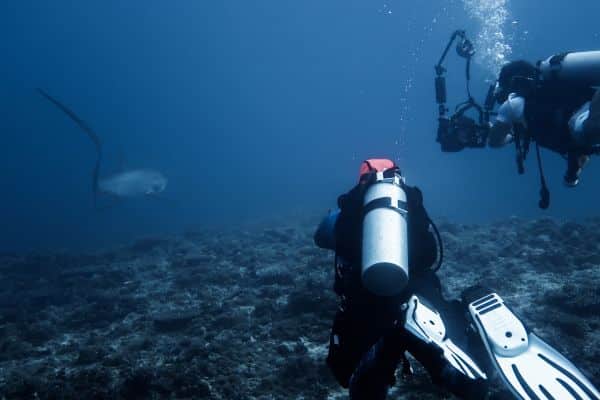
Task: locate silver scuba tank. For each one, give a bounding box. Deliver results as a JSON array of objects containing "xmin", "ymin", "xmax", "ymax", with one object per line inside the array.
[
  {"xmin": 361, "ymin": 171, "xmax": 409, "ymax": 296},
  {"xmin": 539, "ymin": 51, "xmax": 600, "ymax": 87}
]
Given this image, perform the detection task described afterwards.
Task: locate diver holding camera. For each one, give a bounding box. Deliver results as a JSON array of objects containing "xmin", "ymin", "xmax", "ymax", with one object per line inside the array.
[{"xmin": 434, "ymin": 30, "xmax": 600, "ymax": 208}]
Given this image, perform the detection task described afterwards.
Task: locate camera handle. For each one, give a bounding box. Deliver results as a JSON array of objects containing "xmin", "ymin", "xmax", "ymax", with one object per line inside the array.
[
  {"xmin": 434, "ymin": 30, "xmax": 493, "ymax": 147},
  {"xmin": 435, "ymin": 31, "xmax": 470, "ymax": 120}
]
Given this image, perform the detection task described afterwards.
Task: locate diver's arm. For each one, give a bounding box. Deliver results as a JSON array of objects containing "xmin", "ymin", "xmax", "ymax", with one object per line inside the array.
[
  {"xmin": 488, "ymin": 93, "xmax": 525, "ymax": 148},
  {"xmin": 314, "ymin": 209, "xmax": 340, "ymax": 250}
]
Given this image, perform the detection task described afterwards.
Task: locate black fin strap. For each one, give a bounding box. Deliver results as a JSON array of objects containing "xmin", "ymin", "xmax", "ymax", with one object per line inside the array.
[{"xmin": 514, "ymin": 128, "xmax": 525, "ymax": 175}]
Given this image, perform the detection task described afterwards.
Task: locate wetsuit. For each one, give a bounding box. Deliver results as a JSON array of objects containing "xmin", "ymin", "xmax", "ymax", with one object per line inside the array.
[
  {"xmin": 489, "ymin": 89, "xmax": 600, "ymax": 149},
  {"xmin": 489, "ymin": 80, "xmax": 600, "ymax": 185}
]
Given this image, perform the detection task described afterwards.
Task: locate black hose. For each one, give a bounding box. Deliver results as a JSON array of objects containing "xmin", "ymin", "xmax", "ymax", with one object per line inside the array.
[
  {"xmin": 436, "ymin": 30, "xmax": 464, "ymax": 69},
  {"xmin": 429, "ymin": 217, "xmax": 444, "ymax": 272},
  {"xmin": 466, "ymin": 57, "xmax": 473, "ymax": 100},
  {"xmin": 535, "ymin": 143, "xmax": 550, "ymax": 209}
]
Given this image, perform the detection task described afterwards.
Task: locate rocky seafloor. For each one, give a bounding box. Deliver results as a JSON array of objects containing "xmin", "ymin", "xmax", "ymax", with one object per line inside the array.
[{"xmin": 0, "ymin": 216, "xmax": 599, "ymax": 399}]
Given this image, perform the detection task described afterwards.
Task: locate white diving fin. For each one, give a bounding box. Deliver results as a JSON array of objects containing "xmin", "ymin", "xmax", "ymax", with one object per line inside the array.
[
  {"xmin": 469, "ymin": 293, "xmax": 600, "ymax": 400},
  {"xmin": 404, "ymin": 295, "xmax": 487, "ymax": 381}
]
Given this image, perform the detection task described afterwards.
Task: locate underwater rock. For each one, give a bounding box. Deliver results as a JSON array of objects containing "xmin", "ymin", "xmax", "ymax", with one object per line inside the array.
[
  {"xmin": 263, "ymin": 228, "xmax": 294, "ymax": 243},
  {"xmin": 17, "ymin": 320, "xmax": 57, "ymax": 346},
  {"xmin": 130, "ymin": 237, "xmax": 169, "ymax": 252},
  {"xmin": 152, "ymin": 310, "xmax": 199, "ymax": 332},
  {"xmin": 545, "ymin": 284, "xmax": 600, "ymax": 317},
  {"xmin": 182, "ymin": 253, "xmax": 213, "ymax": 268},
  {"xmin": 0, "ymin": 215, "xmax": 598, "ymax": 399},
  {"xmin": 75, "ymin": 346, "xmax": 106, "ymax": 365},
  {"xmin": 1, "ymin": 372, "xmax": 42, "ymax": 399},
  {"xmin": 255, "ymin": 265, "xmax": 295, "ymax": 285},
  {"xmin": 285, "ymin": 288, "xmax": 336, "ymax": 319},
  {"xmin": 120, "ymin": 368, "xmax": 155, "ymax": 399}
]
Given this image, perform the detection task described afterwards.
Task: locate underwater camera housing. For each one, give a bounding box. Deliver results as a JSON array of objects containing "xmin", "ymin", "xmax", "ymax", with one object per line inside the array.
[
  {"xmin": 434, "ymin": 30, "xmax": 495, "ymax": 152},
  {"xmin": 437, "ymin": 113, "xmax": 488, "ymax": 152}
]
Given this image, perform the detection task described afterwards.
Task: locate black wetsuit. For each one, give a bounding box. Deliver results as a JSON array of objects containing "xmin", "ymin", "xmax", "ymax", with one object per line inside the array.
[{"xmin": 514, "ymin": 81, "xmax": 598, "ymax": 181}]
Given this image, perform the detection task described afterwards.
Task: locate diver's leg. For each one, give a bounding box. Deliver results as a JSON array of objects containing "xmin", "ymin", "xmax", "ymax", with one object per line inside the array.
[
  {"xmin": 564, "ymin": 92, "xmax": 598, "ymax": 186},
  {"xmin": 564, "ymin": 152, "xmax": 580, "ymax": 187},
  {"xmin": 564, "ymin": 151, "xmax": 590, "ymax": 187},
  {"xmin": 348, "ymin": 332, "xmax": 404, "ymax": 400},
  {"xmin": 571, "ymin": 90, "xmax": 600, "ymax": 147},
  {"xmin": 583, "ymin": 89, "xmax": 600, "ymax": 146}
]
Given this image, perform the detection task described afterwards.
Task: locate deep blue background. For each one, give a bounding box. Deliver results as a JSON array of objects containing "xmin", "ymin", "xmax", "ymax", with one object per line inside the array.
[{"xmin": 1, "ymin": 1, "xmax": 599, "ymax": 251}]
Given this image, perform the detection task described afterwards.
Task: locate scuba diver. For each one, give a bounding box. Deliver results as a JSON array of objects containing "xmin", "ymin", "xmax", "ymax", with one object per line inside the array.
[
  {"xmin": 434, "ymin": 30, "xmax": 600, "ymax": 208},
  {"xmin": 314, "ymin": 158, "xmax": 599, "ymax": 400},
  {"xmin": 489, "ymin": 58, "xmax": 600, "ymax": 187}
]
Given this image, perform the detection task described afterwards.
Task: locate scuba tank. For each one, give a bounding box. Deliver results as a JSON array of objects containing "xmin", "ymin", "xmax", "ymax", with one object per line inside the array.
[
  {"xmin": 361, "ymin": 171, "xmax": 409, "ymax": 296},
  {"xmin": 539, "ymin": 51, "xmax": 600, "ymax": 87}
]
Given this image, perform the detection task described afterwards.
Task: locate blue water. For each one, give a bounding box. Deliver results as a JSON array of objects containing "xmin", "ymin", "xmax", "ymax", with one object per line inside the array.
[{"xmin": 1, "ymin": 0, "xmax": 599, "ymax": 251}]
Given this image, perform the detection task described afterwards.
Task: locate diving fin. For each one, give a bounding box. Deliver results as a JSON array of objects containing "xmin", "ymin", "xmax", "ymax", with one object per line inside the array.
[
  {"xmin": 404, "ymin": 295, "xmax": 487, "ymax": 381},
  {"xmin": 468, "ymin": 293, "xmax": 600, "ymax": 400}
]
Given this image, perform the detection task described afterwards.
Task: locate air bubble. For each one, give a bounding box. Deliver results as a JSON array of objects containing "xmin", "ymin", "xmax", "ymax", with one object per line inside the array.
[{"xmin": 463, "ymin": 0, "xmax": 513, "ymax": 76}]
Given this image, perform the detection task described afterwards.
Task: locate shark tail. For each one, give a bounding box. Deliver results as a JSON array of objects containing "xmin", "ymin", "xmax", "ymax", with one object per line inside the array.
[{"xmin": 37, "ymin": 88, "xmax": 103, "ymax": 207}]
